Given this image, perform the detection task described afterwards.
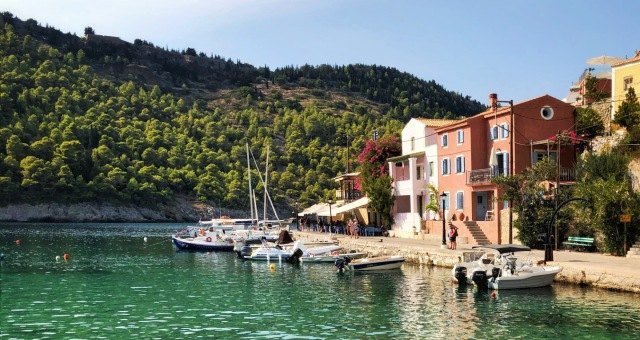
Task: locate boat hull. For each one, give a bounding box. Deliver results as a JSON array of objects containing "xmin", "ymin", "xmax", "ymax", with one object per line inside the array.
[
  {"xmin": 301, "ymin": 252, "xmax": 367, "ymax": 263},
  {"xmin": 350, "ymin": 256, "xmax": 404, "ymax": 271},
  {"xmin": 488, "ymin": 267, "xmax": 562, "ymax": 290},
  {"xmin": 171, "ymin": 236, "xmax": 234, "ymax": 251}
]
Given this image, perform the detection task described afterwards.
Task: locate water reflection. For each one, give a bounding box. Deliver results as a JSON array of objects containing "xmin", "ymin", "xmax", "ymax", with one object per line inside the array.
[{"xmin": 2, "ymin": 223, "xmax": 640, "ymax": 339}]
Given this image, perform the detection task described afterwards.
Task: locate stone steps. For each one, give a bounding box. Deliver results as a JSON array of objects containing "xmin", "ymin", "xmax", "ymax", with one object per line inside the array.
[
  {"xmin": 462, "ymin": 221, "xmax": 491, "ymax": 245},
  {"xmin": 626, "ymin": 241, "xmax": 640, "ymax": 258}
]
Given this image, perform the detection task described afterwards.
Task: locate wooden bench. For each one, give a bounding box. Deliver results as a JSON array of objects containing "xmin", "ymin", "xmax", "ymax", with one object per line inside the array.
[{"xmin": 563, "ymin": 236, "xmax": 595, "ymax": 251}]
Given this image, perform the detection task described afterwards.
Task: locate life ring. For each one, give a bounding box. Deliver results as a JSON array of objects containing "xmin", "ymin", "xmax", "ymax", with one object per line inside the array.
[{"xmin": 206, "ymin": 237, "xmax": 212, "ymax": 242}]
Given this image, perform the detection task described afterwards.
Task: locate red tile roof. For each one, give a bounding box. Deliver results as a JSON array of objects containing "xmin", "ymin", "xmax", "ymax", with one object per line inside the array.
[{"xmin": 612, "ymin": 50, "xmax": 640, "ymax": 67}]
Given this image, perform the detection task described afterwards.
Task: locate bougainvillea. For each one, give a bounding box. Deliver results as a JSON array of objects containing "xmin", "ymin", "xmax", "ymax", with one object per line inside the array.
[
  {"xmin": 356, "ymin": 135, "xmax": 401, "ymax": 228},
  {"xmin": 357, "ymin": 135, "xmax": 401, "ymax": 177}
]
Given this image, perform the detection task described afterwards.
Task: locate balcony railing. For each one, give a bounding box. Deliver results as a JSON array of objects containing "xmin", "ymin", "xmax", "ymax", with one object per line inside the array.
[
  {"xmin": 467, "ymin": 167, "xmax": 503, "ymax": 185},
  {"xmin": 467, "ymin": 167, "xmax": 575, "ymax": 185},
  {"xmin": 559, "ymin": 167, "xmax": 575, "ymax": 182},
  {"xmin": 334, "ymin": 190, "xmax": 362, "ymax": 201}
]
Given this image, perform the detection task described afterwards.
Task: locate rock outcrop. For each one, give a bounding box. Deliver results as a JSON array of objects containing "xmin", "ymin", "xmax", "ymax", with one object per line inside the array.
[{"xmin": 0, "ymin": 199, "xmax": 209, "ymax": 222}]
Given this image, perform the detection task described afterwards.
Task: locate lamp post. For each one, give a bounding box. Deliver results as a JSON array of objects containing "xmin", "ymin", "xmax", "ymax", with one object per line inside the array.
[
  {"xmin": 545, "ymin": 197, "xmax": 590, "ymax": 262},
  {"xmin": 295, "ymin": 202, "xmax": 299, "ymax": 231},
  {"xmin": 328, "ymin": 199, "xmax": 333, "ymax": 230},
  {"xmin": 440, "ymin": 192, "xmax": 447, "ymax": 247}
]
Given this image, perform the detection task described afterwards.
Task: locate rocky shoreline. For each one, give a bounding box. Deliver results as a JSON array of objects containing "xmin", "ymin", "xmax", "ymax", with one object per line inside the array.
[{"xmin": 0, "ymin": 200, "xmax": 208, "ymax": 222}]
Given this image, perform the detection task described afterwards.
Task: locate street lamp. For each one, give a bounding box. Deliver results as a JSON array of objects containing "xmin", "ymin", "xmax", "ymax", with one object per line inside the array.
[
  {"xmin": 294, "ymin": 202, "xmax": 299, "ymax": 230},
  {"xmin": 440, "ymin": 192, "xmax": 447, "ymax": 246},
  {"xmin": 328, "ymin": 199, "xmax": 333, "ymax": 230}
]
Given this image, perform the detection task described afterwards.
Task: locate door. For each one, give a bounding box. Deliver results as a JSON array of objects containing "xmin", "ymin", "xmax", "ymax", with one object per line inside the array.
[{"xmin": 476, "ymin": 192, "xmax": 487, "ymax": 221}]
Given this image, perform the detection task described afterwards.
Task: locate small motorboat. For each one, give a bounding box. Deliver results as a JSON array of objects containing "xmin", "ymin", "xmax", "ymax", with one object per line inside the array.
[
  {"xmin": 452, "ymin": 244, "xmax": 562, "ymax": 290},
  {"xmin": 301, "ymin": 251, "xmax": 367, "ymax": 263},
  {"xmin": 171, "ymin": 226, "xmax": 235, "ymax": 251},
  {"xmin": 335, "ymin": 255, "xmax": 404, "ymax": 272},
  {"xmin": 240, "ymin": 239, "xmax": 305, "ymax": 263}
]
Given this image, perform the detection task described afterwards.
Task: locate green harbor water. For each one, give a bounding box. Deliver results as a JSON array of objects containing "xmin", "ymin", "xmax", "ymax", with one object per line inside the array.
[{"xmin": 1, "ymin": 223, "xmax": 640, "ymax": 339}]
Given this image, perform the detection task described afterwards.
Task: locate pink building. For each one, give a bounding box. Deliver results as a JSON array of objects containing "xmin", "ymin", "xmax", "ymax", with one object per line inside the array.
[{"xmin": 390, "ymin": 94, "xmax": 576, "ymax": 245}]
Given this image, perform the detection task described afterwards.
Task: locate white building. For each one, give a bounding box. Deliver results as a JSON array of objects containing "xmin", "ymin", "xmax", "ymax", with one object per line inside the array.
[{"xmin": 387, "ymin": 118, "xmax": 457, "ymax": 236}]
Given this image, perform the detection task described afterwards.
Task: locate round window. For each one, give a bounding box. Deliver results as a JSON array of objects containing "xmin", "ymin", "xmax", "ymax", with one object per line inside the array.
[{"xmin": 540, "ymin": 106, "xmax": 554, "ymax": 120}]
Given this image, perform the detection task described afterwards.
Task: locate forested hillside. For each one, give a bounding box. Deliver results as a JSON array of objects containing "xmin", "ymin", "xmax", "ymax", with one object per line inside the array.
[{"xmin": 0, "ymin": 12, "xmax": 485, "ymax": 218}]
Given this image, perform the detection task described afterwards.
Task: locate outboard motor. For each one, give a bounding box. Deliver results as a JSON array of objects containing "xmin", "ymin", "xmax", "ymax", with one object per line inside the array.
[
  {"xmin": 471, "ymin": 270, "xmax": 488, "ymax": 288},
  {"xmin": 334, "ymin": 257, "xmax": 352, "ymax": 273},
  {"xmin": 454, "ymin": 266, "xmax": 468, "ymax": 284},
  {"xmin": 237, "ymin": 245, "xmax": 252, "ymax": 259},
  {"xmin": 286, "ymin": 248, "xmax": 304, "ymax": 264},
  {"xmin": 490, "ymin": 267, "xmax": 502, "ymax": 283}
]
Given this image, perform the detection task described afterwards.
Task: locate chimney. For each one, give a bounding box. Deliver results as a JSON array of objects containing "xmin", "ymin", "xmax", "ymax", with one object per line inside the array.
[{"xmin": 489, "ymin": 93, "xmax": 498, "ymax": 110}]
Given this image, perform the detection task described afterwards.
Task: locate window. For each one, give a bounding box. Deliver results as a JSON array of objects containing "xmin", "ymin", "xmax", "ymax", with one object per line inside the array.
[
  {"xmin": 540, "ymin": 106, "xmax": 554, "ymax": 120},
  {"xmin": 457, "ymin": 129, "xmax": 464, "ymax": 144},
  {"xmin": 442, "ymin": 158, "xmax": 450, "ymax": 175},
  {"xmin": 490, "ymin": 125, "xmax": 499, "ymax": 140},
  {"xmin": 441, "ymin": 134, "xmax": 448, "ymax": 147},
  {"xmin": 532, "ymin": 151, "xmax": 557, "ymax": 164},
  {"xmin": 410, "ymin": 137, "xmax": 415, "ymax": 151},
  {"xmin": 456, "ymin": 191, "xmax": 464, "ymax": 210},
  {"xmin": 500, "ymin": 123, "xmax": 509, "ymax": 139},
  {"xmin": 417, "ymin": 165, "xmax": 422, "ymax": 180},
  {"xmin": 429, "ymin": 161, "xmax": 434, "ymax": 177},
  {"xmin": 624, "ymin": 76, "xmax": 634, "ymax": 91},
  {"xmin": 455, "ymin": 155, "xmax": 465, "ymax": 173}
]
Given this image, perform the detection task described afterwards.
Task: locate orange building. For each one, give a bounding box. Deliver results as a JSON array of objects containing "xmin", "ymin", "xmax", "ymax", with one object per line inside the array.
[{"xmin": 391, "ymin": 94, "xmax": 577, "ymax": 245}]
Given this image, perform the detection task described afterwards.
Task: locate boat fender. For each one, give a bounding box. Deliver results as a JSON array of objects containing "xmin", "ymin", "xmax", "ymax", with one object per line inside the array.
[{"xmin": 206, "ymin": 237, "xmax": 212, "ymax": 242}]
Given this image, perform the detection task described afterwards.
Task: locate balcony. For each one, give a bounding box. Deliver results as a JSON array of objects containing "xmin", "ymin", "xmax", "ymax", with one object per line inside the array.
[
  {"xmin": 335, "ymin": 189, "xmax": 362, "ymax": 202},
  {"xmin": 467, "ymin": 167, "xmax": 502, "ymax": 185},
  {"xmin": 467, "ymin": 167, "xmax": 576, "ymax": 185}
]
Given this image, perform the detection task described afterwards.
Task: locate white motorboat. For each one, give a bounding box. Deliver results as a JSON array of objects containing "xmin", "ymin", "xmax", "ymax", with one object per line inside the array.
[
  {"xmin": 171, "ymin": 226, "xmax": 235, "ymax": 251},
  {"xmin": 301, "ymin": 251, "xmax": 367, "ymax": 263},
  {"xmin": 240, "ymin": 239, "xmax": 305, "ymax": 263},
  {"xmin": 335, "ymin": 255, "xmax": 404, "ymax": 272},
  {"xmin": 452, "ymin": 244, "xmax": 562, "ymax": 290}
]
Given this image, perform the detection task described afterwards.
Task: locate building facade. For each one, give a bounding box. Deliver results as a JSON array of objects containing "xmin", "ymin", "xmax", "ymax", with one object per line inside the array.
[
  {"xmin": 611, "ymin": 50, "xmax": 640, "ymax": 119},
  {"xmin": 387, "ymin": 118, "xmax": 456, "ymax": 237},
  {"xmin": 390, "ymin": 94, "xmax": 576, "ymax": 245}
]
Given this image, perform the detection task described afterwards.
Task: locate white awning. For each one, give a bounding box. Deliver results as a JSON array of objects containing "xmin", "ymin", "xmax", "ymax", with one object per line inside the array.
[
  {"xmin": 316, "ymin": 203, "xmax": 344, "ymax": 217},
  {"xmin": 332, "ymin": 197, "xmax": 370, "ymax": 215},
  {"xmin": 298, "ymin": 203, "xmax": 327, "ymax": 216}
]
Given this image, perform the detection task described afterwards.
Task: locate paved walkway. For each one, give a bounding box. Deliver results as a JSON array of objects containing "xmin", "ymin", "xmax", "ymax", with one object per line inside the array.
[{"xmin": 295, "ymin": 231, "xmax": 640, "ymax": 293}]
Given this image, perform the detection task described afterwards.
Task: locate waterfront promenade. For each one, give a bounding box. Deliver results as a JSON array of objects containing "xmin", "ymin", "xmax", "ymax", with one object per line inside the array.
[{"xmin": 294, "ymin": 231, "xmax": 640, "ymax": 293}]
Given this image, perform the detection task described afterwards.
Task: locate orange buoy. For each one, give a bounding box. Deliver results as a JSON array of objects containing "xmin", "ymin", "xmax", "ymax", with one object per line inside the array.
[
  {"xmin": 491, "ymin": 291, "xmax": 497, "ymax": 299},
  {"xmin": 15, "ymin": 239, "xmax": 21, "ymax": 246},
  {"xmin": 63, "ymin": 253, "xmax": 70, "ymax": 261}
]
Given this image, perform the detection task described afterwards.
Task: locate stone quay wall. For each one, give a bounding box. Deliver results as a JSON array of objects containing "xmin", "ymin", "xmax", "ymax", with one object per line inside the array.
[{"xmin": 294, "ymin": 232, "xmax": 640, "ymax": 294}]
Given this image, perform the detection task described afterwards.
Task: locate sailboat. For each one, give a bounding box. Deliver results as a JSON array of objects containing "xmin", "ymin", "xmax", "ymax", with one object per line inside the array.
[{"xmin": 172, "ymin": 142, "xmax": 275, "ymax": 251}]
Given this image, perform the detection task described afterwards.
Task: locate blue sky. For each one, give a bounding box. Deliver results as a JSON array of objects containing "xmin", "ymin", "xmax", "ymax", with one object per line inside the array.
[{"xmin": 3, "ymin": 0, "xmax": 639, "ymax": 105}]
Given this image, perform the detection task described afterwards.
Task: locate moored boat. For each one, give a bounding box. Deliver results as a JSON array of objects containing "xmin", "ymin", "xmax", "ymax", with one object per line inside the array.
[
  {"xmin": 335, "ymin": 255, "xmax": 404, "ymax": 272},
  {"xmin": 452, "ymin": 244, "xmax": 562, "ymax": 290},
  {"xmin": 171, "ymin": 226, "xmax": 235, "ymax": 251}
]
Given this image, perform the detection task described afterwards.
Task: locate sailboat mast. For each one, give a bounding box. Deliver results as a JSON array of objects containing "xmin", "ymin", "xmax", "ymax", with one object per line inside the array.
[
  {"xmin": 246, "ymin": 142, "xmax": 255, "ymax": 223},
  {"xmin": 263, "ymin": 145, "xmax": 269, "ymax": 223}
]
